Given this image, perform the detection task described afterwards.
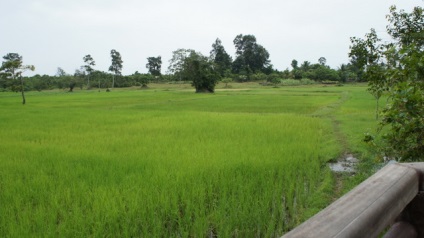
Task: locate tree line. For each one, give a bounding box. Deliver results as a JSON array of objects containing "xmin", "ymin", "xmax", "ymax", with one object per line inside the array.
[{"xmin": 1, "ymin": 34, "xmax": 367, "ymax": 94}]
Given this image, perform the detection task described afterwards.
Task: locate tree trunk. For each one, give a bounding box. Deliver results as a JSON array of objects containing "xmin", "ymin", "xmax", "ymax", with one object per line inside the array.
[
  {"xmin": 87, "ymin": 76, "xmax": 90, "ymax": 89},
  {"xmin": 20, "ymin": 76, "xmax": 26, "ymax": 105},
  {"xmin": 112, "ymin": 75, "xmax": 115, "ymax": 89},
  {"xmin": 21, "ymin": 90, "xmax": 26, "ymax": 105}
]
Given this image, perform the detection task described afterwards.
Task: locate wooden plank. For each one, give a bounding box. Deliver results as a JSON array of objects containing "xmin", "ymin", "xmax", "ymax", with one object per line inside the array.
[
  {"xmin": 281, "ymin": 163, "xmax": 420, "ymax": 238},
  {"xmin": 402, "ymin": 163, "xmax": 424, "ymax": 191},
  {"xmin": 383, "ymin": 222, "xmax": 417, "ymax": 238}
]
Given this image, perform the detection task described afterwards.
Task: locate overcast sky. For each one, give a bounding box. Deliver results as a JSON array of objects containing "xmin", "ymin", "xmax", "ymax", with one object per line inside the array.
[{"xmin": 1, "ymin": 0, "xmax": 421, "ymax": 76}]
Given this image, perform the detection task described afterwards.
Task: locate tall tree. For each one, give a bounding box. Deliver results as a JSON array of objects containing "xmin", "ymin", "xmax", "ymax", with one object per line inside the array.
[
  {"xmin": 232, "ymin": 34, "xmax": 270, "ymax": 77},
  {"xmin": 167, "ymin": 49, "xmax": 195, "ymax": 81},
  {"xmin": 210, "ymin": 38, "xmax": 232, "ymax": 77},
  {"xmin": 349, "ymin": 28, "xmax": 384, "ymax": 119},
  {"xmin": 0, "ymin": 53, "xmax": 34, "ymax": 104},
  {"xmin": 354, "ymin": 5, "xmax": 424, "ymax": 161},
  {"xmin": 146, "ymin": 56, "xmax": 162, "ymax": 77},
  {"xmin": 83, "ymin": 54, "xmax": 95, "ymax": 89},
  {"xmin": 108, "ymin": 49, "xmax": 123, "ymax": 89}
]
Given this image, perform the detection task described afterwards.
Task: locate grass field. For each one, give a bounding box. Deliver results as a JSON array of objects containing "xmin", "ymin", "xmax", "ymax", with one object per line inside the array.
[{"xmin": 0, "ymin": 83, "xmax": 377, "ymax": 237}]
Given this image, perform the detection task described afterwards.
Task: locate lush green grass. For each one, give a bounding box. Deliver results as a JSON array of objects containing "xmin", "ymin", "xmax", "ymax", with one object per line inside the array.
[{"xmin": 0, "ymin": 83, "xmax": 376, "ymax": 237}]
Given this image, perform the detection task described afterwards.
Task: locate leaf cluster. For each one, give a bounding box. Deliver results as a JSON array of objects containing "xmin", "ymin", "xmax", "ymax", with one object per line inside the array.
[{"xmin": 352, "ymin": 6, "xmax": 424, "ymax": 161}]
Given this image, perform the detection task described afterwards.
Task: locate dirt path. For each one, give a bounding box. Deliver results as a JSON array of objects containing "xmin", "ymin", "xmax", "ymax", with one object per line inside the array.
[{"xmin": 311, "ymin": 91, "xmax": 354, "ymax": 199}]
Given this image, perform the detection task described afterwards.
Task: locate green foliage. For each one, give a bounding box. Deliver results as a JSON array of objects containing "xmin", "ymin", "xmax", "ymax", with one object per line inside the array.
[
  {"xmin": 221, "ymin": 77, "xmax": 233, "ymax": 88},
  {"xmin": 304, "ymin": 64, "xmax": 340, "ymax": 82},
  {"xmin": 108, "ymin": 49, "xmax": 123, "ymax": 76},
  {"xmin": 250, "ymin": 72, "xmax": 267, "ymax": 81},
  {"xmin": 349, "ymin": 29, "xmax": 382, "ymax": 81},
  {"xmin": 338, "ymin": 63, "xmax": 359, "ymax": 83},
  {"xmin": 210, "ymin": 38, "xmax": 232, "ymax": 77},
  {"xmin": 109, "ymin": 49, "xmax": 123, "ymax": 89},
  {"xmin": 318, "ymin": 57, "xmax": 327, "ymax": 66},
  {"xmin": 167, "ymin": 49, "xmax": 195, "ymax": 81},
  {"xmin": 1, "ymin": 53, "xmax": 23, "ymax": 80},
  {"xmin": 0, "ymin": 53, "xmax": 35, "ymax": 104},
  {"xmin": 83, "ymin": 54, "xmax": 96, "ymax": 89},
  {"xmin": 232, "ymin": 34, "xmax": 271, "ymax": 75},
  {"xmin": 83, "ymin": 54, "xmax": 95, "ymax": 74},
  {"xmin": 351, "ymin": 5, "xmax": 424, "ymax": 161},
  {"xmin": 282, "ymin": 78, "xmax": 316, "ymax": 86},
  {"xmin": 291, "ymin": 59, "xmax": 298, "ymax": 70},
  {"xmin": 182, "ymin": 52, "xmax": 221, "ymax": 93},
  {"xmin": 132, "ymin": 71, "xmax": 153, "ymax": 88},
  {"xmin": 300, "ymin": 61, "xmax": 311, "ymax": 71},
  {"xmin": 146, "ymin": 56, "xmax": 162, "ymax": 77}
]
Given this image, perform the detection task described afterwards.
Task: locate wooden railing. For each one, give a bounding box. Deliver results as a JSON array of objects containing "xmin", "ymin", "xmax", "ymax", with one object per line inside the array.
[{"xmin": 281, "ymin": 163, "xmax": 424, "ymax": 238}]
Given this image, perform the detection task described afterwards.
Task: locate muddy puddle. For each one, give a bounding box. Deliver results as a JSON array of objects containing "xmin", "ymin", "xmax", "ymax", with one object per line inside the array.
[{"xmin": 329, "ymin": 154, "xmax": 358, "ymax": 173}]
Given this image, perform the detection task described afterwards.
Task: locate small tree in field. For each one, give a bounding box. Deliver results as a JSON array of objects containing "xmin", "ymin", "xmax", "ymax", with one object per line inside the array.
[
  {"xmin": 0, "ymin": 53, "xmax": 35, "ymax": 104},
  {"xmin": 108, "ymin": 49, "xmax": 123, "ymax": 89},
  {"xmin": 181, "ymin": 51, "xmax": 221, "ymax": 93}
]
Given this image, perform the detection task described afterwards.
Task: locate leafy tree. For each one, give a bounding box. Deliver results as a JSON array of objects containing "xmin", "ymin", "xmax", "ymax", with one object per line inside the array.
[
  {"xmin": 167, "ymin": 49, "xmax": 195, "ymax": 81},
  {"xmin": 210, "ymin": 38, "xmax": 232, "ymax": 77},
  {"xmin": 181, "ymin": 51, "xmax": 220, "ymax": 93},
  {"xmin": 318, "ymin": 57, "xmax": 327, "ymax": 66},
  {"xmin": 291, "ymin": 59, "xmax": 299, "ymax": 70},
  {"xmin": 232, "ymin": 34, "xmax": 271, "ymax": 77},
  {"xmin": 83, "ymin": 54, "xmax": 95, "ymax": 89},
  {"xmin": 300, "ymin": 61, "xmax": 311, "ymax": 71},
  {"xmin": 0, "ymin": 53, "xmax": 34, "ymax": 104},
  {"xmin": 349, "ymin": 28, "xmax": 382, "ymax": 82},
  {"xmin": 356, "ymin": 6, "xmax": 424, "ymax": 161},
  {"xmin": 108, "ymin": 49, "xmax": 123, "ymax": 89},
  {"xmin": 350, "ymin": 29, "xmax": 385, "ymax": 119},
  {"xmin": 146, "ymin": 56, "xmax": 162, "ymax": 77}
]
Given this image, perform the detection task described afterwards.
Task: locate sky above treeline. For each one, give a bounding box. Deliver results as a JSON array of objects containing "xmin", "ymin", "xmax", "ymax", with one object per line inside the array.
[{"xmin": 0, "ymin": 0, "xmax": 421, "ymax": 76}]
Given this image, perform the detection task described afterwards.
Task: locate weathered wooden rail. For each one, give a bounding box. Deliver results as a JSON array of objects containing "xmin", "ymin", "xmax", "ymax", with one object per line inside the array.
[{"xmin": 281, "ymin": 162, "xmax": 424, "ymax": 238}]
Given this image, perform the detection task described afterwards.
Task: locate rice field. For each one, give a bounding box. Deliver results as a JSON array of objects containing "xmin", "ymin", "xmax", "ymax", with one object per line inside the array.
[{"xmin": 0, "ymin": 83, "xmax": 375, "ymax": 237}]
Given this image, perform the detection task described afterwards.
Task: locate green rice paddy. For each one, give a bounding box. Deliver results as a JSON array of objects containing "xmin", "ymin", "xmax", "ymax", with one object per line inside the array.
[{"xmin": 0, "ymin": 83, "xmax": 376, "ymax": 237}]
